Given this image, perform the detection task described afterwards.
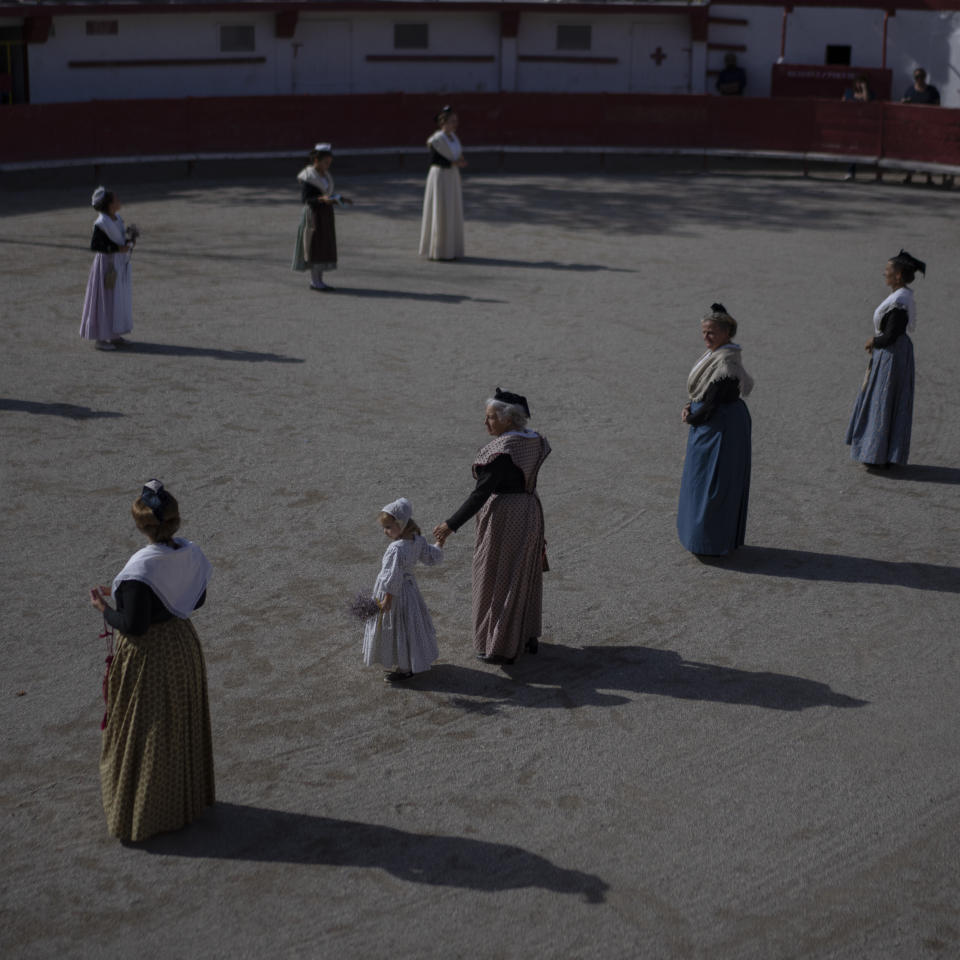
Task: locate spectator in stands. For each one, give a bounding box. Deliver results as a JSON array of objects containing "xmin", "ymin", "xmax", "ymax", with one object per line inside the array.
[
  {"xmin": 841, "ymin": 76, "xmax": 875, "ymax": 182},
  {"xmin": 901, "ymin": 67, "xmax": 940, "ymax": 106},
  {"xmin": 900, "ymin": 69, "xmax": 950, "ymax": 186},
  {"xmin": 716, "ymin": 53, "xmax": 747, "ymax": 96}
]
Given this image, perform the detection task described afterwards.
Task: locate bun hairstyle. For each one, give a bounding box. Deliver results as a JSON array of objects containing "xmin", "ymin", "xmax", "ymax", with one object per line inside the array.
[
  {"xmin": 705, "ymin": 302, "xmax": 738, "ymax": 338},
  {"xmin": 890, "ymin": 249, "xmax": 926, "ymax": 285},
  {"xmin": 91, "ymin": 186, "xmax": 115, "ymax": 213},
  {"xmin": 132, "ymin": 479, "xmax": 181, "ymax": 544},
  {"xmin": 435, "ymin": 105, "xmax": 455, "ymax": 126}
]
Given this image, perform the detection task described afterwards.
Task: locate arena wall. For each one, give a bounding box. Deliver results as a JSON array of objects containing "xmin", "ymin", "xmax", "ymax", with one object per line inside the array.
[{"xmin": 2, "ymin": 93, "xmax": 958, "ymax": 172}]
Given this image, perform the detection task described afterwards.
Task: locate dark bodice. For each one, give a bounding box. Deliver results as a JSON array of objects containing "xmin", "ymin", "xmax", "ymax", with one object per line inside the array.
[
  {"xmin": 103, "ymin": 580, "xmax": 206, "ymax": 636},
  {"xmin": 872, "ymin": 307, "xmax": 909, "ymax": 349},
  {"xmin": 686, "ymin": 377, "xmax": 743, "ymax": 426},
  {"xmin": 430, "ymin": 149, "xmax": 453, "ymax": 169},
  {"xmin": 446, "ymin": 454, "xmax": 526, "ymax": 531},
  {"xmin": 90, "ymin": 225, "xmax": 121, "ymax": 253}
]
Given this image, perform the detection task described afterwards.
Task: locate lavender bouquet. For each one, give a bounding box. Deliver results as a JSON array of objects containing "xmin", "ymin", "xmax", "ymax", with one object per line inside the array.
[{"xmin": 349, "ymin": 593, "xmax": 381, "ymax": 621}]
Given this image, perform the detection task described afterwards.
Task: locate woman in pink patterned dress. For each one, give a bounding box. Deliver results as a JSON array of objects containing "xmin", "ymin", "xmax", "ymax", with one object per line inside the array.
[{"xmin": 434, "ymin": 389, "xmax": 550, "ymax": 665}]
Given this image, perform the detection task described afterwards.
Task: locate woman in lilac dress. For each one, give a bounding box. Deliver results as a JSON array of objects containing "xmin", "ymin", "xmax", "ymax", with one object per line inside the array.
[{"xmin": 79, "ymin": 186, "xmax": 134, "ymax": 351}]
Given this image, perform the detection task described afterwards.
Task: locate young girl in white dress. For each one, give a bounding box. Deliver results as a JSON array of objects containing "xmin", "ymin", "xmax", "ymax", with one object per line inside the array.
[{"xmin": 363, "ymin": 497, "xmax": 442, "ymax": 682}]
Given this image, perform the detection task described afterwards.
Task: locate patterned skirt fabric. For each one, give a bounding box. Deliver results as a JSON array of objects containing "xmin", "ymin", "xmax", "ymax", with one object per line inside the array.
[
  {"xmin": 677, "ymin": 399, "xmax": 752, "ymax": 556},
  {"xmin": 100, "ymin": 617, "xmax": 214, "ymax": 842},
  {"xmin": 472, "ymin": 492, "xmax": 544, "ymax": 659},
  {"xmin": 845, "ymin": 335, "xmax": 914, "ymax": 465}
]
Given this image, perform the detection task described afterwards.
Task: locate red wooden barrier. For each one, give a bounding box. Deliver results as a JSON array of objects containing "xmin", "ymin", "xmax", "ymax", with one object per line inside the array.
[
  {"xmin": 1, "ymin": 93, "xmax": 957, "ymax": 166},
  {"xmin": 771, "ymin": 64, "xmax": 893, "ymax": 102},
  {"xmin": 882, "ymin": 103, "xmax": 960, "ymax": 165}
]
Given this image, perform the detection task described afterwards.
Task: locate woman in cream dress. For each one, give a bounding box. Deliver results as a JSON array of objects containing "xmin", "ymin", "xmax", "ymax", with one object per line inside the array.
[{"xmin": 419, "ymin": 107, "xmax": 466, "ymax": 260}]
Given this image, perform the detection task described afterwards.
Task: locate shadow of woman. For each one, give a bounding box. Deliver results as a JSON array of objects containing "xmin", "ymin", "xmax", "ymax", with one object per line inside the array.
[
  {"xmin": 411, "ymin": 645, "xmax": 868, "ymax": 714},
  {"xmin": 119, "ymin": 342, "xmax": 304, "ymax": 364},
  {"xmin": 0, "ymin": 398, "xmax": 123, "ymax": 419},
  {"xmin": 456, "ymin": 256, "xmax": 634, "ymax": 273},
  {"xmin": 879, "ymin": 464, "xmax": 960, "ymax": 485},
  {"xmin": 328, "ymin": 286, "xmax": 505, "ymax": 304},
  {"xmin": 714, "ymin": 545, "xmax": 960, "ymax": 593},
  {"xmin": 141, "ymin": 802, "xmax": 608, "ymax": 903}
]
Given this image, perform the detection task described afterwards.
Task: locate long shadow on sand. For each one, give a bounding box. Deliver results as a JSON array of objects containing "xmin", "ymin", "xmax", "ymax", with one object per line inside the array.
[
  {"xmin": 142, "ymin": 802, "xmax": 608, "ymax": 902},
  {"xmin": 713, "ymin": 546, "xmax": 960, "ymax": 593},
  {"xmin": 410, "ymin": 644, "xmax": 867, "ymax": 714},
  {"xmin": 871, "ymin": 464, "xmax": 960, "ymax": 485},
  {"xmin": 0, "ymin": 398, "xmax": 124, "ymax": 419},
  {"xmin": 117, "ymin": 342, "xmax": 304, "ymax": 363},
  {"xmin": 330, "ymin": 286, "xmax": 506, "ymax": 304},
  {"xmin": 455, "ymin": 256, "xmax": 635, "ymax": 273}
]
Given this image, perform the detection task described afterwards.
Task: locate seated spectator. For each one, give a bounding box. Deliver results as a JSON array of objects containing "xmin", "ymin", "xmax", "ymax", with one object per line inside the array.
[
  {"xmin": 716, "ymin": 53, "xmax": 747, "ymax": 96},
  {"xmin": 901, "ymin": 67, "xmax": 940, "ymax": 105}
]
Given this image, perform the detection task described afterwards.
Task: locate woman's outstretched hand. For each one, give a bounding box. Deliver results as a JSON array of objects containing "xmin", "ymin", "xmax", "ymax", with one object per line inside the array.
[
  {"xmin": 90, "ymin": 586, "xmax": 108, "ymax": 612},
  {"xmin": 433, "ymin": 522, "xmax": 452, "ymax": 547}
]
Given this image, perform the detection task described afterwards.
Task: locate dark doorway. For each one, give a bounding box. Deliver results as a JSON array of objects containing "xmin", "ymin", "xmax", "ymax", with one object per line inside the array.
[{"xmin": 0, "ymin": 26, "xmax": 28, "ymax": 104}]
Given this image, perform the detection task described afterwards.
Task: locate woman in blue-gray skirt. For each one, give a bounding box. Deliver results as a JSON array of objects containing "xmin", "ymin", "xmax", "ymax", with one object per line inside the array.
[
  {"xmin": 677, "ymin": 303, "xmax": 754, "ymax": 557},
  {"xmin": 845, "ymin": 250, "xmax": 924, "ymax": 468}
]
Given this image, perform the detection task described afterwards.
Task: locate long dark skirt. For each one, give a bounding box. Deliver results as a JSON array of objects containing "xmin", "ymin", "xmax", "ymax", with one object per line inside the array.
[
  {"xmin": 845, "ymin": 335, "xmax": 914, "ymax": 465},
  {"xmin": 677, "ymin": 399, "xmax": 752, "ymax": 556},
  {"xmin": 472, "ymin": 492, "xmax": 544, "ymax": 659},
  {"xmin": 292, "ymin": 203, "xmax": 337, "ymax": 272},
  {"xmin": 100, "ymin": 617, "xmax": 214, "ymax": 842}
]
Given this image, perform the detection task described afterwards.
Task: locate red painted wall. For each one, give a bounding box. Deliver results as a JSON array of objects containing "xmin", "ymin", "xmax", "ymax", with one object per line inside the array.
[
  {"xmin": 1, "ymin": 93, "xmax": 957, "ymax": 165},
  {"xmin": 771, "ymin": 64, "xmax": 893, "ymax": 102}
]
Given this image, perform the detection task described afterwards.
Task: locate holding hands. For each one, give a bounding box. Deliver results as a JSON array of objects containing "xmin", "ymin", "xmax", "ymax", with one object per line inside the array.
[{"xmin": 433, "ymin": 522, "xmax": 452, "ymax": 547}]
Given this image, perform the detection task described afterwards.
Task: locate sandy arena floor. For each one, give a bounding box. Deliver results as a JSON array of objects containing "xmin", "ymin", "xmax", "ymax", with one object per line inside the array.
[{"xmin": 1, "ymin": 164, "xmax": 958, "ymax": 960}]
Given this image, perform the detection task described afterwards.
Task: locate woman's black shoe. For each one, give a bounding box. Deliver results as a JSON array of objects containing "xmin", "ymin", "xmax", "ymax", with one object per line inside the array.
[{"xmin": 525, "ymin": 637, "xmax": 539, "ymax": 655}]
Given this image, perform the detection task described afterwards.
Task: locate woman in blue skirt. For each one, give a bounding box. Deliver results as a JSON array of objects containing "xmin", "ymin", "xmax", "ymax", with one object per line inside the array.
[
  {"xmin": 677, "ymin": 303, "xmax": 754, "ymax": 556},
  {"xmin": 845, "ymin": 250, "xmax": 924, "ymax": 468}
]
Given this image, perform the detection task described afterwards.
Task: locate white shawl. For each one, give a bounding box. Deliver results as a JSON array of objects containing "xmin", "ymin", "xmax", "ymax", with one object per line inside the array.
[
  {"xmin": 112, "ymin": 538, "xmax": 212, "ymax": 619},
  {"xmin": 427, "ymin": 131, "xmax": 462, "ymax": 162},
  {"xmin": 873, "ymin": 286, "xmax": 915, "ymax": 334},
  {"xmin": 297, "ymin": 165, "xmax": 333, "ymax": 196},
  {"xmin": 94, "ymin": 212, "xmax": 126, "ymax": 248},
  {"xmin": 687, "ymin": 344, "xmax": 754, "ymax": 402}
]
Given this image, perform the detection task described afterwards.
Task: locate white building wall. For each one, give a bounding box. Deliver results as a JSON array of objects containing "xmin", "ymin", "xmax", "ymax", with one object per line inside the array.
[
  {"xmin": 346, "ymin": 12, "xmax": 501, "ymax": 94},
  {"xmin": 708, "ymin": 4, "xmax": 785, "ymax": 97},
  {"xmin": 18, "ymin": 5, "xmax": 960, "ymax": 107},
  {"xmin": 28, "ymin": 13, "xmax": 281, "ymax": 102},
  {"xmin": 515, "ymin": 14, "xmax": 631, "ymax": 93},
  {"xmin": 888, "ymin": 10, "xmax": 960, "ymax": 107},
  {"xmin": 782, "ymin": 7, "xmax": 886, "ymax": 68}
]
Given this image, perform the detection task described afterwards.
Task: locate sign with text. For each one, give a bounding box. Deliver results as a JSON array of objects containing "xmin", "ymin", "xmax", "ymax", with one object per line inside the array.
[{"xmin": 771, "ymin": 64, "xmax": 892, "ymax": 101}]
